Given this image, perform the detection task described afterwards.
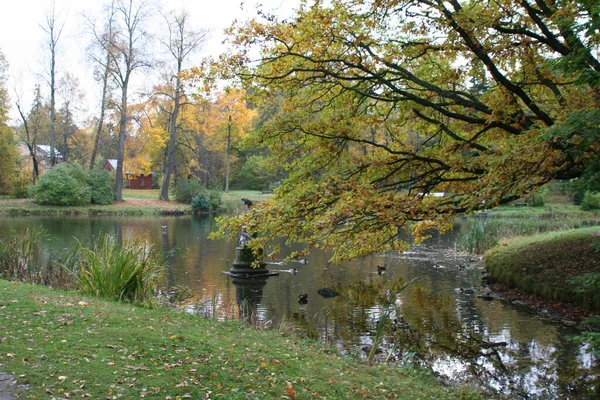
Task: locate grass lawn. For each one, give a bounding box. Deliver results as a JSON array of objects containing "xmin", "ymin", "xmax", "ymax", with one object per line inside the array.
[
  {"xmin": 0, "ymin": 280, "xmax": 478, "ymax": 399},
  {"xmin": 0, "ymin": 190, "xmax": 273, "ymax": 216}
]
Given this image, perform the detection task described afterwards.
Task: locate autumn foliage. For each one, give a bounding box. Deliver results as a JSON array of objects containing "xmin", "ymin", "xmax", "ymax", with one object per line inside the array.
[{"xmin": 212, "ymin": 0, "xmax": 600, "ymax": 261}]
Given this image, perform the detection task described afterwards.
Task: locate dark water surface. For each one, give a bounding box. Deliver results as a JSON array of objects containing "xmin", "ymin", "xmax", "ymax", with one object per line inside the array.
[{"xmin": 1, "ymin": 214, "xmax": 598, "ymax": 399}]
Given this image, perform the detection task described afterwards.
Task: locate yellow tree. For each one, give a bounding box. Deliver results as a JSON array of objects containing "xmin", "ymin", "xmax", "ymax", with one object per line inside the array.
[
  {"xmin": 210, "ymin": 0, "xmax": 600, "ymax": 262},
  {"xmin": 202, "ymin": 88, "xmax": 257, "ymax": 192},
  {"xmin": 122, "ymin": 101, "xmax": 166, "ymax": 180}
]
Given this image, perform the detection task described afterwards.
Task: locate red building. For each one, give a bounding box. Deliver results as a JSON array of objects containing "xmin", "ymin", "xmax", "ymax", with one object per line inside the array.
[{"xmin": 102, "ymin": 159, "xmax": 153, "ymax": 190}]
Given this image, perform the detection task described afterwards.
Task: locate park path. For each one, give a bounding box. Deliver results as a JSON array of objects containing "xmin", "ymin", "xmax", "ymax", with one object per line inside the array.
[{"xmin": 0, "ymin": 373, "xmax": 15, "ymax": 399}]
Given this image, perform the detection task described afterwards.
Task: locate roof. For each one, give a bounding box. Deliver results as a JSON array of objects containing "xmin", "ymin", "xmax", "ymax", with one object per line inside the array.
[
  {"xmin": 36, "ymin": 145, "xmax": 62, "ymax": 158},
  {"xmin": 107, "ymin": 159, "xmax": 118, "ymax": 170}
]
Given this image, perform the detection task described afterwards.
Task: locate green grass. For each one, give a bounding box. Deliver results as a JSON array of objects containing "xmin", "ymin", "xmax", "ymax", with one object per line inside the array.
[
  {"xmin": 121, "ymin": 188, "xmax": 162, "ymax": 199},
  {"xmin": 221, "ymin": 191, "xmax": 273, "ymax": 213},
  {"xmin": 484, "ymin": 227, "xmax": 600, "ymax": 309},
  {"xmin": 0, "ymin": 280, "xmax": 478, "ymax": 399}
]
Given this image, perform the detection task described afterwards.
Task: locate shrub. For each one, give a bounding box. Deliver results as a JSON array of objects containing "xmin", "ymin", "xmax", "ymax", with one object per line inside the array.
[
  {"xmin": 12, "ymin": 168, "xmax": 32, "ymax": 198},
  {"xmin": 208, "ymin": 190, "xmax": 222, "ymax": 210},
  {"xmin": 191, "ymin": 194, "xmax": 211, "ymax": 212},
  {"xmin": 88, "ymin": 169, "xmax": 114, "ymax": 205},
  {"xmin": 191, "ymin": 190, "xmax": 222, "ymax": 213},
  {"xmin": 581, "ymin": 192, "xmax": 600, "ymax": 210},
  {"xmin": 173, "ymin": 177, "xmax": 205, "ymax": 203},
  {"xmin": 526, "ymin": 187, "xmax": 546, "ymax": 207},
  {"xmin": 33, "ymin": 164, "xmax": 91, "ymax": 206}
]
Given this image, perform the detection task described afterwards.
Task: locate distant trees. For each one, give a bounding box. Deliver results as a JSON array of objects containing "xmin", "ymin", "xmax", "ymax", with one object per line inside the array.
[{"xmin": 5, "ymin": 0, "xmax": 273, "ymax": 201}]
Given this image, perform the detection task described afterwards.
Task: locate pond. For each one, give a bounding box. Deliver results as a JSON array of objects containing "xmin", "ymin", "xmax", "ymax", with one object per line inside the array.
[{"xmin": 1, "ymin": 214, "xmax": 598, "ymax": 399}]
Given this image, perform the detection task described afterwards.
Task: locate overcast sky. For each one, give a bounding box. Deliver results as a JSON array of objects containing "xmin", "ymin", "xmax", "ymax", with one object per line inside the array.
[{"xmin": 0, "ymin": 0, "xmax": 297, "ymax": 122}]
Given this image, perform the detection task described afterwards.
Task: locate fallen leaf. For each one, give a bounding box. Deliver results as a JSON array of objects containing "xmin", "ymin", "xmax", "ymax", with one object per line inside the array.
[{"xmin": 284, "ymin": 382, "xmax": 297, "ymax": 398}]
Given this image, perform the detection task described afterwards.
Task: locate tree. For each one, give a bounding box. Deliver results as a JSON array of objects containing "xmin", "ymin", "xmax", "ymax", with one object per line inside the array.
[
  {"xmin": 0, "ymin": 50, "xmax": 18, "ymax": 194},
  {"xmin": 56, "ymin": 72, "xmax": 84, "ymax": 162},
  {"xmin": 15, "ymin": 84, "xmax": 48, "ymax": 185},
  {"xmin": 101, "ymin": 0, "xmax": 152, "ymax": 201},
  {"xmin": 40, "ymin": 1, "xmax": 65, "ymax": 167},
  {"xmin": 213, "ymin": 0, "xmax": 600, "ymax": 262},
  {"xmin": 202, "ymin": 88, "xmax": 256, "ymax": 192},
  {"xmin": 86, "ymin": 4, "xmax": 118, "ymax": 171},
  {"xmin": 158, "ymin": 9, "xmax": 205, "ymax": 201}
]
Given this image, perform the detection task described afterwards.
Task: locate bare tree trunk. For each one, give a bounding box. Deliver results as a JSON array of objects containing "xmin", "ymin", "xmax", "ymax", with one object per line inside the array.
[
  {"xmin": 115, "ymin": 79, "xmax": 129, "ymax": 202},
  {"xmin": 89, "ymin": 53, "xmax": 111, "ymax": 170},
  {"xmin": 15, "ymin": 96, "xmax": 40, "ymax": 184},
  {"xmin": 159, "ymin": 11, "xmax": 205, "ymax": 201},
  {"xmin": 42, "ymin": 3, "xmax": 64, "ymax": 167}
]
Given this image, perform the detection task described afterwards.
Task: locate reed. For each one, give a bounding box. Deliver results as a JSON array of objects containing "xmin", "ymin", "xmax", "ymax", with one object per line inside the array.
[
  {"xmin": 0, "ymin": 226, "xmax": 72, "ymax": 286},
  {"xmin": 460, "ymin": 214, "xmax": 600, "ymax": 254},
  {"xmin": 69, "ymin": 234, "xmax": 164, "ymax": 304},
  {"xmin": 367, "ymin": 278, "xmax": 416, "ymax": 364}
]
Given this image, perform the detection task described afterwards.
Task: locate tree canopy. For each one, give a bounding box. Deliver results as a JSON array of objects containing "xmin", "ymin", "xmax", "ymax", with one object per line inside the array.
[{"xmin": 213, "ymin": 0, "xmax": 600, "ymax": 262}]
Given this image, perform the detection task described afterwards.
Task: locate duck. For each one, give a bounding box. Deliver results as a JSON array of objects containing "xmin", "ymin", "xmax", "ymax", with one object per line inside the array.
[
  {"xmin": 376, "ymin": 265, "xmax": 386, "ymax": 275},
  {"xmin": 298, "ymin": 293, "xmax": 308, "ymax": 305},
  {"xmin": 459, "ymin": 288, "xmax": 475, "ymax": 294}
]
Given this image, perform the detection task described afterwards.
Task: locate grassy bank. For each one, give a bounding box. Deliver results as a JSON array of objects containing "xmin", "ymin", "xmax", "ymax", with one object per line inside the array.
[
  {"xmin": 0, "ymin": 190, "xmax": 273, "ymax": 216},
  {"xmin": 0, "ymin": 280, "xmax": 477, "ymax": 399},
  {"xmin": 483, "ymin": 227, "xmax": 600, "ymax": 310}
]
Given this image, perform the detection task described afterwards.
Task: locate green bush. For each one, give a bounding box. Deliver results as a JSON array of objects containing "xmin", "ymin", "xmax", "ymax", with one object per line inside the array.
[
  {"xmin": 208, "ymin": 190, "xmax": 222, "ymax": 210},
  {"xmin": 191, "ymin": 194, "xmax": 211, "ymax": 212},
  {"xmin": 191, "ymin": 190, "xmax": 222, "ymax": 213},
  {"xmin": 526, "ymin": 187, "xmax": 546, "ymax": 207},
  {"xmin": 33, "ymin": 164, "xmax": 91, "ymax": 206},
  {"xmin": 173, "ymin": 177, "xmax": 205, "ymax": 203},
  {"xmin": 88, "ymin": 169, "xmax": 114, "ymax": 205},
  {"xmin": 581, "ymin": 192, "xmax": 600, "ymax": 210}
]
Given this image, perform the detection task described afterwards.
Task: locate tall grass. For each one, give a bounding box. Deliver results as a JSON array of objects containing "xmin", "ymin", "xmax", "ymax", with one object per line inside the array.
[
  {"xmin": 70, "ymin": 234, "xmax": 165, "ymax": 304},
  {"xmin": 0, "ymin": 227, "xmax": 72, "ymax": 286},
  {"xmin": 459, "ymin": 214, "xmax": 600, "ymax": 254}
]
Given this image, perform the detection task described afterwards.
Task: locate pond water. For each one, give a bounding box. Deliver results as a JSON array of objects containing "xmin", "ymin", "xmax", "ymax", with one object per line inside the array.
[{"xmin": 1, "ymin": 214, "xmax": 598, "ymax": 399}]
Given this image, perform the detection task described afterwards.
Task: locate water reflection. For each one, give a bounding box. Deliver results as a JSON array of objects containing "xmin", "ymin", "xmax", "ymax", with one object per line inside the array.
[{"xmin": 0, "ymin": 214, "xmax": 598, "ymax": 398}]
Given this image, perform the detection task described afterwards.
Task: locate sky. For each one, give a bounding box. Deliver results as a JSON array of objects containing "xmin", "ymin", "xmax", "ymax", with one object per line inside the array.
[{"xmin": 0, "ymin": 0, "xmax": 298, "ymax": 123}]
